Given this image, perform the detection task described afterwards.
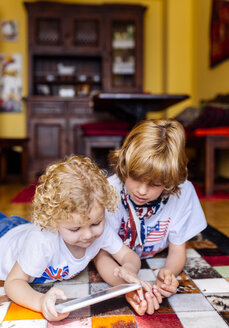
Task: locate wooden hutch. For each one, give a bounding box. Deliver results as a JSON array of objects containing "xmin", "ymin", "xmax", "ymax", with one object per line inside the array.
[{"xmin": 24, "ymin": 1, "xmax": 146, "ymax": 181}]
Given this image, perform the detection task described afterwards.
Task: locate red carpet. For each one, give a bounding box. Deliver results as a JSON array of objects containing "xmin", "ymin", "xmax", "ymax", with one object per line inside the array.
[
  {"xmin": 11, "ymin": 179, "xmax": 38, "ymax": 203},
  {"xmin": 193, "ymin": 183, "xmax": 229, "ymax": 200},
  {"xmin": 11, "ymin": 180, "xmax": 229, "ymax": 203}
]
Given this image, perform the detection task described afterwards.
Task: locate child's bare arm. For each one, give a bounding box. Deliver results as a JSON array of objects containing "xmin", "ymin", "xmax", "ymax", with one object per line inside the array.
[
  {"xmin": 94, "ymin": 245, "xmax": 162, "ymax": 315},
  {"xmin": 156, "ymin": 242, "xmax": 186, "ymax": 297},
  {"xmin": 4, "ymin": 261, "xmax": 69, "ymax": 321},
  {"xmin": 164, "ymin": 242, "xmax": 186, "ymax": 276},
  {"xmin": 94, "ymin": 245, "xmax": 141, "ymax": 286}
]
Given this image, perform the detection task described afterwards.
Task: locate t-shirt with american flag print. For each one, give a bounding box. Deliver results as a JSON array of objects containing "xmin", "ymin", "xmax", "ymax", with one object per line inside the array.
[{"xmin": 106, "ymin": 174, "xmax": 207, "ymax": 259}]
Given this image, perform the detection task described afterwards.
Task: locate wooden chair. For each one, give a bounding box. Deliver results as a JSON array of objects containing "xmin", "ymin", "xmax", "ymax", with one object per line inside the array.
[
  {"xmin": 80, "ymin": 121, "xmax": 130, "ymax": 159},
  {"xmin": 186, "ymin": 127, "xmax": 229, "ymax": 195}
]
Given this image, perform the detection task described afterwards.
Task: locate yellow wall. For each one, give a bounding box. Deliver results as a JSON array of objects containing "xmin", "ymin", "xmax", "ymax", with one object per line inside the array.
[{"xmin": 0, "ymin": 1, "xmax": 229, "ymax": 142}]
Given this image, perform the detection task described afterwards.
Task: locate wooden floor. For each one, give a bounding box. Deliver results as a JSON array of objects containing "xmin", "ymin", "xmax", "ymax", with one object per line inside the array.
[{"xmin": 0, "ymin": 179, "xmax": 229, "ymax": 237}]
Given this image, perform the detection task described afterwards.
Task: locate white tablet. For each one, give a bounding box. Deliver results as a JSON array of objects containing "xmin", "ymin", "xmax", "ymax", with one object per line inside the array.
[{"xmin": 55, "ymin": 283, "xmax": 141, "ymax": 313}]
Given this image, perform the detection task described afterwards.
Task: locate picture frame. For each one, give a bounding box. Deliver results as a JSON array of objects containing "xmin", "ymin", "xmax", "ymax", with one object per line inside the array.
[{"xmin": 210, "ymin": 0, "xmax": 229, "ymax": 67}]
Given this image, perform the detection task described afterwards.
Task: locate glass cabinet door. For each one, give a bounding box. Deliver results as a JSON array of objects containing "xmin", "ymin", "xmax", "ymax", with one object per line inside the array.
[{"xmin": 111, "ymin": 21, "xmax": 136, "ymax": 89}]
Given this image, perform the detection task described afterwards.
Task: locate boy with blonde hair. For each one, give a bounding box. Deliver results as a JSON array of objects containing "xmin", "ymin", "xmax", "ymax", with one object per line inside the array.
[
  {"xmin": 95, "ymin": 119, "xmax": 207, "ymax": 315},
  {"xmin": 1, "ymin": 155, "xmax": 154, "ymax": 321}
]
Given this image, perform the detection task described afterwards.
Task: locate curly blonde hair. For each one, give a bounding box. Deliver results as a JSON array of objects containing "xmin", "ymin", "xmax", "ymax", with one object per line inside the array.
[
  {"xmin": 32, "ymin": 155, "xmax": 119, "ymax": 232},
  {"xmin": 109, "ymin": 119, "xmax": 188, "ymax": 197}
]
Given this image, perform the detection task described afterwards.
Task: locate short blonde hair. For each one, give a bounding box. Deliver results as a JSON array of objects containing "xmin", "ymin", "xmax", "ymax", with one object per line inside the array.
[
  {"xmin": 109, "ymin": 119, "xmax": 188, "ymax": 196},
  {"xmin": 32, "ymin": 155, "xmax": 119, "ymax": 231}
]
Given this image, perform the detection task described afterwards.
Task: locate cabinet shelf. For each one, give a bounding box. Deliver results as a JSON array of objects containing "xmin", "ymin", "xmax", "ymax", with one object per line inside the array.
[{"xmin": 24, "ymin": 1, "xmax": 146, "ymax": 181}]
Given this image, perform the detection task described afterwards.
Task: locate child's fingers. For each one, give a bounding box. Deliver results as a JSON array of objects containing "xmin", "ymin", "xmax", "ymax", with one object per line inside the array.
[
  {"xmin": 136, "ymin": 287, "xmax": 144, "ymax": 301},
  {"xmin": 125, "ymin": 293, "xmax": 147, "ymax": 316},
  {"xmin": 140, "ymin": 281, "xmax": 153, "ymax": 296},
  {"xmin": 152, "ymin": 285, "xmax": 163, "ymax": 304}
]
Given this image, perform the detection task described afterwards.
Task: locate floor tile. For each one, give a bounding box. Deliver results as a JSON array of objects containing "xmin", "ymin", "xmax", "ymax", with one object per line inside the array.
[
  {"xmin": 177, "ymin": 280, "xmax": 200, "ymax": 294},
  {"xmin": 56, "ymin": 283, "xmax": 89, "ymax": 298},
  {"xmin": 205, "ymin": 293, "xmax": 229, "ymax": 312},
  {"xmin": 186, "ymin": 240, "xmax": 217, "ymax": 249},
  {"xmin": 193, "ymin": 278, "xmax": 229, "ymax": 294},
  {"xmin": 168, "ymin": 293, "xmax": 214, "ymax": 312},
  {"xmin": 177, "ymin": 272, "xmax": 189, "ymax": 280},
  {"xmin": 196, "ymin": 247, "xmax": 226, "ymax": 257},
  {"xmin": 135, "ymin": 313, "xmax": 183, "ymax": 328},
  {"xmin": 138, "ymin": 268, "xmax": 156, "ymax": 281},
  {"xmin": 0, "ymin": 286, "xmax": 4, "ymax": 296},
  {"xmin": 0, "ymin": 301, "xmax": 11, "ymax": 322},
  {"xmin": 89, "ymin": 282, "xmax": 110, "ymax": 294},
  {"xmin": 141, "ymin": 259, "xmax": 151, "ymax": 269},
  {"xmin": 146, "ymin": 258, "xmax": 166, "ymax": 269},
  {"xmin": 221, "ymin": 312, "xmax": 229, "ymax": 325},
  {"xmin": 2, "ymin": 319, "xmax": 48, "ymax": 327},
  {"xmin": 184, "ymin": 257, "xmax": 222, "ymax": 279},
  {"xmin": 55, "ymin": 270, "xmax": 89, "ymax": 285},
  {"xmin": 92, "ymin": 315, "xmax": 136, "ymax": 327},
  {"xmin": 186, "ymin": 249, "xmax": 201, "ymax": 258},
  {"xmin": 153, "ymin": 297, "xmax": 174, "ymax": 314},
  {"xmin": 48, "ymin": 317, "xmax": 92, "ymax": 327},
  {"xmin": 203, "ymin": 255, "xmax": 229, "ymax": 266},
  {"xmin": 4, "ymin": 302, "xmax": 44, "ymax": 320},
  {"xmin": 214, "ymin": 266, "xmax": 229, "ymax": 278},
  {"xmin": 177, "ymin": 311, "xmax": 229, "ymax": 328},
  {"xmin": 91, "ymin": 295, "xmax": 133, "ymax": 316}
]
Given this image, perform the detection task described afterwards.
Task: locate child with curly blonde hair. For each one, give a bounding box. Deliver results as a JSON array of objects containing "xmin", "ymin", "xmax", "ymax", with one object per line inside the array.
[
  {"xmin": 95, "ymin": 119, "xmax": 207, "ymax": 315},
  {"xmin": 1, "ymin": 155, "xmax": 154, "ymax": 321}
]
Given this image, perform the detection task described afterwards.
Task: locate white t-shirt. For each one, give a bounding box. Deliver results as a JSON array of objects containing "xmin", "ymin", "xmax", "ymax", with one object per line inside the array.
[
  {"xmin": 0, "ymin": 220, "xmax": 122, "ymax": 282},
  {"xmin": 106, "ymin": 175, "xmax": 207, "ymax": 259}
]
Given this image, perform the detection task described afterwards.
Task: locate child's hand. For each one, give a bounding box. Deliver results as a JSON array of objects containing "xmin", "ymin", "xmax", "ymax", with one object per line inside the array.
[
  {"xmin": 125, "ymin": 284, "xmax": 162, "ymax": 315},
  {"xmin": 113, "ymin": 267, "xmax": 162, "ymax": 315},
  {"xmin": 41, "ymin": 287, "xmax": 70, "ymax": 321},
  {"xmin": 155, "ymin": 268, "xmax": 179, "ymax": 298}
]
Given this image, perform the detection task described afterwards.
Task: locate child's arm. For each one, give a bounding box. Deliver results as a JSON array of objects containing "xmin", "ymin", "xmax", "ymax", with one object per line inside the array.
[
  {"xmin": 156, "ymin": 242, "xmax": 186, "ymax": 297},
  {"xmin": 94, "ymin": 245, "xmax": 162, "ymax": 315},
  {"xmin": 4, "ymin": 261, "xmax": 69, "ymax": 321}
]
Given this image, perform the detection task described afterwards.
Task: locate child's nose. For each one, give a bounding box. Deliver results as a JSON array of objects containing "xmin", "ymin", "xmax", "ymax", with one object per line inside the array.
[
  {"xmin": 138, "ymin": 183, "xmax": 148, "ymax": 195},
  {"xmin": 82, "ymin": 227, "xmax": 92, "ymax": 240}
]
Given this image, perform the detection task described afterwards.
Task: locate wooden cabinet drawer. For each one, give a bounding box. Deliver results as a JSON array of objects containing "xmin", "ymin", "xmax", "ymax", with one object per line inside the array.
[
  {"xmin": 30, "ymin": 102, "xmax": 65, "ymax": 115},
  {"xmin": 68, "ymin": 99, "xmax": 92, "ymax": 114}
]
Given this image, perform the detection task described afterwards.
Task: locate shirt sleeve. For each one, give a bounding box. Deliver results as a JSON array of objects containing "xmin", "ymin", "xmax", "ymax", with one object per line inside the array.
[
  {"xmin": 17, "ymin": 230, "xmax": 54, "ymax": 277},
  {"xmin": 168, "ymin": 181, "xmax": 207, "ymax": 245},
  {"xmin": 100, "ymin": 221, "xmax": 123, "ymax": 254}
]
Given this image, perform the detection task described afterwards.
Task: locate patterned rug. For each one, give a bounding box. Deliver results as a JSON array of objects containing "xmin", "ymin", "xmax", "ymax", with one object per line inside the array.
[{"xmin": 0, "ymin": 228, "xmax": 229, "ymax": 327}]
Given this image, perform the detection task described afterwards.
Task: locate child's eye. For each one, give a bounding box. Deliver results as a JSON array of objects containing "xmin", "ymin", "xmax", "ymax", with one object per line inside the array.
[
  {"xmin": 92, "ymin": 221, "xmax": 101, "ymax": 227},
  {"xmin": 69, "ymin": 228, "xmax": 79, "ymax": 232}
]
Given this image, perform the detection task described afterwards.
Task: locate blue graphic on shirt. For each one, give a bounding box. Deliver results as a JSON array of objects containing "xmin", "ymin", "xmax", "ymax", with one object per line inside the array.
[{"xmin": 33, "ymin": 265, "xmax": 69, "ymax": 283}]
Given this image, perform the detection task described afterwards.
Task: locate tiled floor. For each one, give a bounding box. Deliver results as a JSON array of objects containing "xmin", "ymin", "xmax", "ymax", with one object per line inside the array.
[{"xmin": 0, "ymin": 240, "xmax": 228, "ymax": 328}]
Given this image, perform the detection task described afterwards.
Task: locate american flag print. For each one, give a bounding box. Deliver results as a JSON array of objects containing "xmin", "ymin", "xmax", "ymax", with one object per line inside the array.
[{"xmin": 145, "ymin": 218, "xmax": 171, "ymax": 243}]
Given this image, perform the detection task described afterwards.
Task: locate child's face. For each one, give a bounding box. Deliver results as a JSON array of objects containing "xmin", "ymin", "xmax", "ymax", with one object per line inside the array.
[
  {"xmin": 58, "ymin": 202, "xmax": 105, "ymax": 250},
  {"xmin": 125, "ymin": 177, "xmax": 164, "ymax": 205}
]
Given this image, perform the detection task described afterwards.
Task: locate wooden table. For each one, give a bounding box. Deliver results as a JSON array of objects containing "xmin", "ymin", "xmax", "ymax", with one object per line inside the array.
[{"xmin": 93, "ymin": 93, "xmax": 189, "ymax": 124}]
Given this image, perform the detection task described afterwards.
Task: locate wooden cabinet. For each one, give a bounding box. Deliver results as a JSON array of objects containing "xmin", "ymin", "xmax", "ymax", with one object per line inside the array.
[{"xmin": 24, "ymin": 2, "xmax": 146, "ymax": 181}]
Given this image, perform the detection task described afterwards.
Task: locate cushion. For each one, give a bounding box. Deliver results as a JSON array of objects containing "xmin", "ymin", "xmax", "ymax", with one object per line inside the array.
[
  {"xmin": 194, "ymin": 127, "xmax": 229, "ymax": 136},
  {"xmin": 175, "ymin": 106, "xmax": 203, "ymax": 127},
  {"xmin": 185, "ymin": 105, "xmax": 229, "ymax": 132},
  {"xmin": 81, "ymin": 121, "xmax": 130, "ymax": 136}
]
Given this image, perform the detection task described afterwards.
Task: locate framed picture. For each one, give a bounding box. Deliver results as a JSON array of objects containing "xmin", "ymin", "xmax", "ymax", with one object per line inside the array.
[
  {"xmin": 210, "ymin": 0, "xmax": 229, "ymax": 67},
  {"xmin": 0, "ymin": 53, "xmax": 22, "ymax": 112},
  {"xmin": 0, "ymin": 20, "xmax": 18, "ymax": 41}
]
